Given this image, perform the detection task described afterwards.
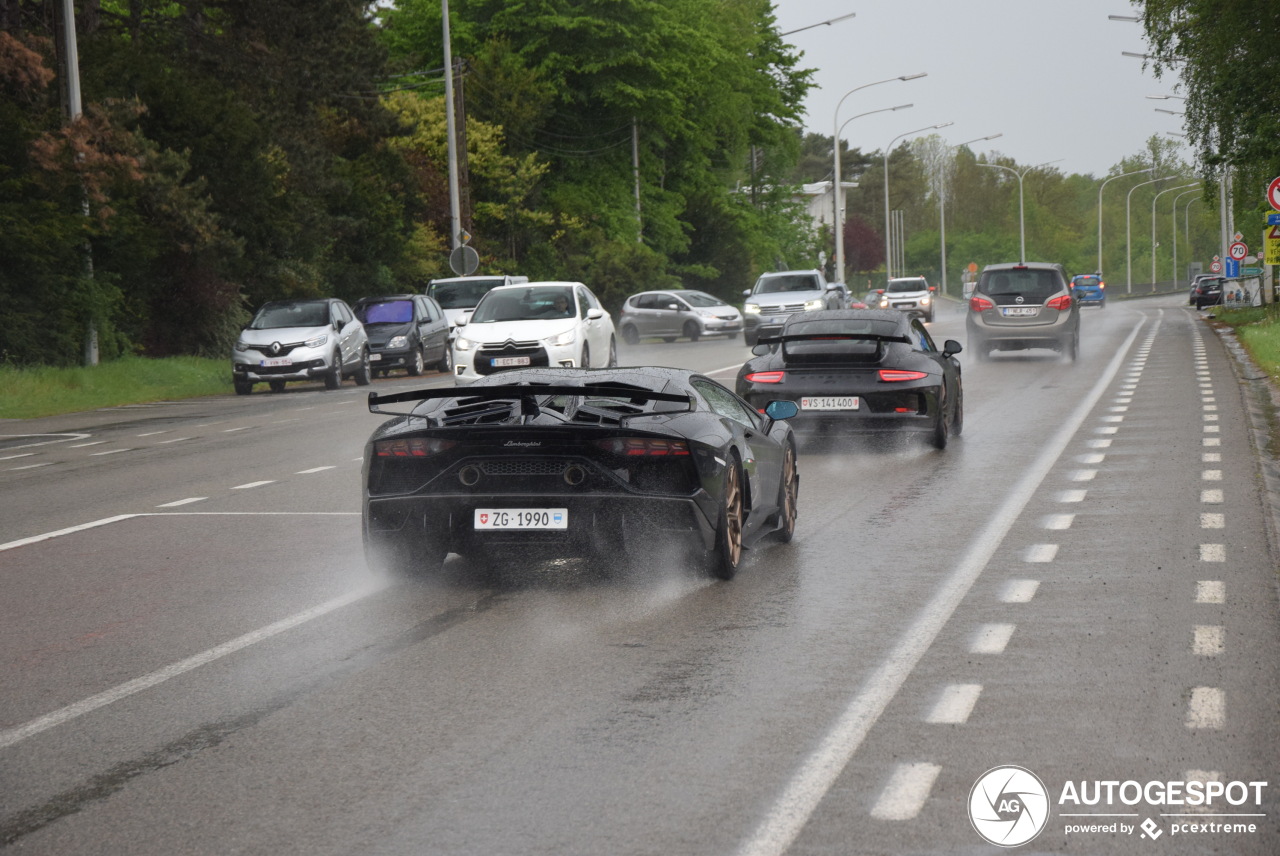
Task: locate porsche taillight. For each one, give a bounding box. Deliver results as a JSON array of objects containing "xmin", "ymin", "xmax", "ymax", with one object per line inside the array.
[
  {"xmin": 374, "ymin": 437, "xmax": 456, "ymax": 457},
  {"xmin": 878, "ymin": 370, "xmax": 928, "ymax": 382},
  {"xmin": 969, "ymin": 296, "xmax": 994, "ymax": 312},
  {"xmin": 1047, "ymin": 294, "xmax": 1073, "ymax": 311},
  {"xmin": 594, "ymin": 437, "xmax": 691, "ymax": 456},
  {"xmin": 744, "ymin": 371, "xmax": 786, "ymax": 384}
]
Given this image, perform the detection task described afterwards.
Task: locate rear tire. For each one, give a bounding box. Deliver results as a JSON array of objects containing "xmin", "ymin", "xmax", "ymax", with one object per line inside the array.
[
  {"xmin": 437, "ymin": 346, "xmax": 452, "ymax": 373},
  {"xmin": 354, "ymin": 349, "xmax": 372, "ymax": 386},
  {"xmin": 621, "ymin": 325, "xmax": 640, "ymax": 345},
  {"xmin": 951, "ymin": 384, "xmax": 964, "ymax": 436},
  {"xmin": 324, "ymin": 354, "xmax": 342, "ymax": 390},
  {"xmin": 607, "ymin": 336, "xmax": 618, "ymax": 367},
  {"xmin": 931, "ymin": 401, "xmax": 950, "ymax": 450},
  {"xmin": 705, "ymin": 456, "xmax": 745, "ymax": 580},
  {"xmin": 580, "ymin": 343, "xmax": 590, "ymax": 368},
  {"xmin": 774, "ymin": 443, "xmax": 798, "ymax": 543}
]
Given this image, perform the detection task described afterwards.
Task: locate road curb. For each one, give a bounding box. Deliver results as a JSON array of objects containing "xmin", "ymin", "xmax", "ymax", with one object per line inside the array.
[{"xmin": 1206, "ymin": 318, "xmax": 1280, "ymax": 590}]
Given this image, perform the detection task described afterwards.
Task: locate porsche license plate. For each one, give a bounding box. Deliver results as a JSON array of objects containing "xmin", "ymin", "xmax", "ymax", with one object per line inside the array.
[
  {"xmin": 260, "ymin": 358, "xmax": 292, "ymax": 367},
  {"xmin": 491, "ymin": 356, "xmax": 531, "ymax": 367},
  {"xmin": 1002, "ymin": 307, "xmax": 1039, "ymax": 317},
  {"xmin": 801, "ymin": 396, "xmax": 859, "ymax": 411},
  {"xmin": 474, "ymin": 509, "xmax": 568, "ymax": 530}
]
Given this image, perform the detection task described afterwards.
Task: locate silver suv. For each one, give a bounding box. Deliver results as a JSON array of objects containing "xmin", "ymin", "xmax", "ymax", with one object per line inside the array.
[
  {"xmin": 965, "ymin": 262, "xmax": 1080, "ymax": 361},
  {"xmin": 876, "ymin": 276, "xmax": 935, "ymax": 322},
  {"xmin": 232, "ymin": 298, "xmax": 371, "ymax": 394},
  {"xmin": 742, "ymin": 269, "xmax": 845, "ymax": 346}
]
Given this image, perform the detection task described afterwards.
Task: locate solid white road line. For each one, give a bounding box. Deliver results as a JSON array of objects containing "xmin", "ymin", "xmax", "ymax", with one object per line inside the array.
[
  {"xmin": 1185, "ymin": 687, "xmax": 1225, "ymax": 729},
  {"xmin": 0, "ymin": 585, "xmax": 381, "ymax": 750},
  {"xmin": 1196, "ymin": 581, "xmax": 1225, "ymax": 604},
  {"xmin": 1000, "ymin": 580, "xmax": 1040, "ymax": 603},
  {"xmin": 869, "ymin": 763, "xmax": 942, "ymax": 820},
  {"xmin": 925, "ymin": 685, "xmax": 983, "ymax": 724},
  {"xmin": 733, "ymin": 318, "xmax": 1147, "ymax": 856}
]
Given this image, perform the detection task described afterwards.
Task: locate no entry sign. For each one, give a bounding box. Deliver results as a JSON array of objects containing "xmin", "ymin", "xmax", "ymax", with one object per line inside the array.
[{"xmin": 1268, "ymin": 176, "xmax": 1280, "ymax": 212}]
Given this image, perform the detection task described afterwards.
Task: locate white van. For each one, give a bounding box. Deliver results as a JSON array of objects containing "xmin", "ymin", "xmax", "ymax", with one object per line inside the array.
[{"xmin": 426, "ymin": 275, "xmax": 529, "ymax": 338}]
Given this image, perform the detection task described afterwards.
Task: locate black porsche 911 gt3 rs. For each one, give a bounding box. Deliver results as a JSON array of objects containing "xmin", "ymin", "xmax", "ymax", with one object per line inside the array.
[
  {"xmin": 735, "ymin": 310, "xmax": 964, "ymax": 449},
  {"xmin": 363, "ymin": 367, "xmax": 800, "ymax": 580}
]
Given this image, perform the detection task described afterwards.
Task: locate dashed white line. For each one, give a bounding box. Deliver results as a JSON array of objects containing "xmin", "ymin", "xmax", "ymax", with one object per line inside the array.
[
  {"xmin": 69, "ymin": 441, "xmax": 106, "ymax": 448},
  {"xmin": 869, "ymin": 763, "xmax": 942, "ymax": 820},
  {"xmin": 222, "ymin": 426, "xmax": 250, "ymax": 433},
  {"xmin": 1076, "ymin": 454, "xmax": 1105, "ymax": 464},
  {"xmin": 1199, "ymin": 544, "xmax": 1225, "ymax": 562},
  {"xmin": 136, "ymin": 431, "xmax": 168, "ymax": 437},
  {"xmin": 925, "ymin": 685, "xmax": 983, "ymax": 724},
  {"xmin": 1042, "ymin": 514, "xmax": 1074, "ymax": 530},
  {"xmin": 89, "ymin": 448, "xmax": 132, "ymax": 456},
  {"xmin": 1059, "ymin": 490, "xmax": 1087, "ymax": 503},
  {"xmin": 157, "ymin": 437, "xmax": 192, "ymax": 445},
  {"xmin": 1202, "ymin": 453, "xmax": 1221, "ymax": 463},
  {"xmin": 1024, "ymin": 544, "xmax": 1059, "ymax": 563},
  {"xmin": 1185, "ymin": 687, "xmax": 1225, "ymax": 729},
  {"xmin": 231, "ymin": 480, "xmax": 275, "ymax": 490},
  {"xmin": 1202, "ymin": 470, "xmax": 1222, "ymax": 481},
  {"xmin": 1201, "ymin": 489, "xmax": 1223, "ymax": 504},
  {"xmin": 1196, "ymin": 581, "xmax": 1225, "ymax": 604},
  {"xmin": 1192, "ymin": 626, "xmax": 1224, "ymax": 657},
  {"xmin": 0, "ymin": 453, "xmax": 35, "ymax": 461},
  {"xmin": 970, "ymin": 624, "xmax": 1016, "ymax": 654},
  {"xmin": 1200, "ymin": 513, "xmax": 1225, "ymax": 529},
  {"xmin": 1070, "ymin": 470, "xmax": 1098, "ymax": 481},
  {"xmin": 1000, "ymin": 579, "xmax": 1040, "ymax": 603},
  {"xmin": 296, "ymin": 466, "xmax": 336, "ymax": 474},
  {"xmin": 1087, "ymin": 439, "xmax": 1112, "ymax": 449},
  {"xmin": 10, "ymin": 463, "xmax": 52, "ymax": 470},
  {"xmin": 1203, "ymin": 437, "xmax": 1221, "ymax": 447},
  {"xmin": 156, "ymin": 497, "xmax": 207, "ymax": 508}
]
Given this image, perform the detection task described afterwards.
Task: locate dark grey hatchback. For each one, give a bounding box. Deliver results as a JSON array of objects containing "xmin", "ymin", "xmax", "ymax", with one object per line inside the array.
[{"xmin": 965, "ymin": 262, "xmax": 1080, "ymax": 361}]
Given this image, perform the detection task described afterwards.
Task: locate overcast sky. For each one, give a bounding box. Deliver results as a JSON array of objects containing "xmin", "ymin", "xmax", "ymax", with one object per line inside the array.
[{"xmin": 773, "ymin": 1, "xmax": 1182, "ymax": 178}]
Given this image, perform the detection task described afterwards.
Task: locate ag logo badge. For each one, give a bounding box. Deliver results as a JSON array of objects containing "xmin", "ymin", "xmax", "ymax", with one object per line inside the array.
[{"xmin": 969, "ymin": 766, "xmax": 1050, "ymax": 847}]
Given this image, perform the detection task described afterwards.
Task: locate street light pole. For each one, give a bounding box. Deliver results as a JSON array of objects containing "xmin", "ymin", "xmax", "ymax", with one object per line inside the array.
[
  {"xmin": 1097, "ymin": 166, "xmax": 1154, "ymax": 274},
  {"xmin": 442, "ymin": 0, "xmax": 462, "ymax": 251},
  {"xmin": 1125, "ymin": 175, "xmax": 1165, "ymax": 292},
  {"xmin": 939, "ymin": 134, "xmax": 1001, "ymax": 295},
  {"xmin": 831, "ymin": 73, "xmax": 925, "ymax": 282},
  {"xmin": 1172, "ymin": 187, "xmax": 1201, "ymax": 284},
  {"xmin": 1152, "ymin": 183, "xmax": 1199, "ymax": 288},
  {"xmin": 883, "ymin": 121, "xmax": 952, "ymax": 279},
  {"xmin": 976, "ymin": 159, "xmax": 1060, "ymax": 262}
]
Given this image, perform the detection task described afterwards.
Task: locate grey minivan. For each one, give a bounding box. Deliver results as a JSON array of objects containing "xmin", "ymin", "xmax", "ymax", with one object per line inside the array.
[{"xmin": 965, "ymin": 262, "xmax": 1080, "ymax": 361}]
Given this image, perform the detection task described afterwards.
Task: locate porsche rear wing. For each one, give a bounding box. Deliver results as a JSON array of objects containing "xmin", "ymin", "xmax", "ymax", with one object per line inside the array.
[
  {"xmin": 368, "ymin": 383, "xmax": 695, "ymax": 416},
  {"xmin": 755, "ymin": 332, "xmax": 911, "ymax": 346}
]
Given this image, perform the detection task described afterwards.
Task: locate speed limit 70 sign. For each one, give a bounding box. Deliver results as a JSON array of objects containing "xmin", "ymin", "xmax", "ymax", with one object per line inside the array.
[{"xmin": 1229, "ymin": 241, "xmax": 1249, "ymax": 261}]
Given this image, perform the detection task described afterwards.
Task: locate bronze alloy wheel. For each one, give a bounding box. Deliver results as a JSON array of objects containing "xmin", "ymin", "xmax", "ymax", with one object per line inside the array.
[
  {"xmin": 710, "ymin": 459, "xmax": 744, "ymax": 579},
  {"xmin": 775, "ymin": 444, "xmax": 797, "ymax": 542}
]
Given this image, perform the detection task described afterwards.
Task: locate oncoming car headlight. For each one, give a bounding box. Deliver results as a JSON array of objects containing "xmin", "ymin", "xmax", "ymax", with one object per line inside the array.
[
  {"xmin": 388, "ymin": 335, "xmax": 408, "ymax": 349},
  {"xmin": 304, "ymin": 333, "xmax": 329, "ymax": 349},
  {"xmin": 744, "ymin": 303, "xmax": 761, "ymax": 315},
  {"xmin": 550, "ymin": 329, "xmax": 577, "ymax": 347},
  {"xmin": 454, "ymin": 337, "xmax": 474, "ymax": 351},
  {"xmin": 804, "ymin": 298, "xmax": 825, "ymax": 311},
  {"xmin": 920, "ymin": 296, "xmax": 931, "ymax": 306}
]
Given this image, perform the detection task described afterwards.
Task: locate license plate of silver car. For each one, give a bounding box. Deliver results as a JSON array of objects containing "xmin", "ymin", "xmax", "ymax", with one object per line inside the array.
[
  {"xmin": 474, "ymin": 509, "xmax": 568, "ymax": 530},
  {"xmin": 801, "ymin": 397, "xmax": 859, "ymax": 410}
]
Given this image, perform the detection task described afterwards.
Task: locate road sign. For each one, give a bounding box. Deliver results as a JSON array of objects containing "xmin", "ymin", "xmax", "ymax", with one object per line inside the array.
[
  {"xmin": 449, "ymin": 244, "xmax": 480, "ymax": 276},
  {"xmin": 1268, "ymin": 213, "xmax": 1280, "ymax": 226},
  {"xmin": 1268, "ymin": 176, "xmax": 1280, "ymax": 211},
  {"xmin": 1244, "ymin": 267, "xmax": 1264, "ymax": 276},
  {"xmin": 1210, "ymin": 260, "xmax": 1222, "ymax": 273},
  {"xmin": 1225, "ymin": 258, "xmax": 1240, "ymax": 278},
  {"xmin": 1229, "ymin": 241, "xmax": 1249, "ymax": 261},
  {"xmin": 1267, "ymin": 225, "xmax": 1280, "ymax": 265}
]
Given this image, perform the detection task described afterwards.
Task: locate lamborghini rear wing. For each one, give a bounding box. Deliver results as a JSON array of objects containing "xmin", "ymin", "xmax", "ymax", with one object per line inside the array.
[{"xmin": 368, "ymin": 383, "xmax": 695, "ymax": 415}]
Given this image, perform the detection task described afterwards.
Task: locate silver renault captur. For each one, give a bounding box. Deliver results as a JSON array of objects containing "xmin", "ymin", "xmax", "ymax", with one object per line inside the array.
[{"xmin": 232, "ymin": 298, "xmax": 371, "ymax": 394}]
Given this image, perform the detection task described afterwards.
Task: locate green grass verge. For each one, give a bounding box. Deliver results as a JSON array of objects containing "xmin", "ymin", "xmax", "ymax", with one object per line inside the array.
[
  {"xmin": 1212, "ymin": 304, "xmax": 1280, "ymax": 381},
  {"xmin": 0, "ymin": 357, "xmax": 232, "ymax": 420}
]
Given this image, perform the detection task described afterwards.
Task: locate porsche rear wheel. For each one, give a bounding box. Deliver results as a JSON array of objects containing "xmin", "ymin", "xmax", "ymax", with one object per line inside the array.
[
  {"xmin": 952, "ymin": 385, "xmax": 964, "ymax": 436},
  {"xmin": 774, "ymin": 443, "xmax": 798, "ymax": 543},
  {"xmin": 707, "ymin": 457, "xmax": 745, "ymax": 580},
  {"xmin": 931, "ymin": 403, "xmax": 950, "ymax": 450}
]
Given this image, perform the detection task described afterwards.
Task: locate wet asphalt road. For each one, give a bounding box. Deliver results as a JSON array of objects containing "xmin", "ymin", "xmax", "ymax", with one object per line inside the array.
[{"xmin": 2, "ymin": 295, "xmax": 1278, "ymax": 855}]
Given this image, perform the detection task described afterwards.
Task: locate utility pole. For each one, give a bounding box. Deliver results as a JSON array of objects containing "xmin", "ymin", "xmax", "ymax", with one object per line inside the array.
[{"xmin": 56, "ymin": 0, "xmax": 96, "ymax": 365}]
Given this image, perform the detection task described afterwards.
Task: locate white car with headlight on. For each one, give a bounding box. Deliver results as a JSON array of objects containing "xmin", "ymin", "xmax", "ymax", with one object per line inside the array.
[
  {"xmin": 876, "ymin": 276, "xmax": 936, "ymax": 322},
  {"xmin": 451, "ymin": 282, "xmax": 617, "ymax": 385}
]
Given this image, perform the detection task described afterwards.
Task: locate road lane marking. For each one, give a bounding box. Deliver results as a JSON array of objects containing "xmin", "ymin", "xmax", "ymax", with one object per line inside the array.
[
  {"xmin": 1196, "ymin": 581, "xmax": 1225, "ymax": 604},
  {"xmin": 157, "ymin": 437, "xmax": 192, "ymax": 445},
  {"xmin": 231, "ymin": 480, "xmax": 275, "ymax": 489},
  {"xmin": 296, "ymin": 466, "xmax": 336, "ymax": 474},
  {"xmin": 10, "ymin": 463, "xmax": 52, "ymax": 470},
  {"xmin": 1042, "ymin": 514, "xmax": 1074, "ymax": 530},
  {"xmin": 70, "ymin": 441, "xmax": 106, "ymax": 448},
  {"xmin": 1076, "ymin": 454, "xmax": 1105, "ymax": 464},
  {"xmin": 1203, "ymin": 453, "xmax": 1221, "ymax": 463},
  {"xmin": 0, "ymin": 584, "xmax": 380, "ymax": 751},
  {"xmin": 0, "ymin": 453, "xmax": 35, "ymax": 461},
  {"xmin": 1000, "ymin": 580, "xmax": 1040, "ymax": 603},
  {"xmin": 1193, "ymin": 626, "xmax": 1224, "ymax": 657},
  {"xmin": 734, "ymin": 318, "xmax": 1146, "ymax": 856},
  {"xmin": 1201, "ymin": 489, "xmax": 1223, "ymax": 503},
  {"xmin": 1094, "ymin": 426, "xmax": 1119, "ymax": 435},
  {"xmin": 1186, "ymin": 688, "xmax": 1225, "ymax": 729},
  {"xmin": 1070, "ymin": 470, "xmax": 1097, "ymax": 481},
  {"xmin": 869, "ymin": 763, "xmax": 941, "ymax": 820},
  {"xmin": 1200, "ymin": 544, "xmax": 1225, "ymax": 562},
  {"xmin": 89, "ymin": 449, "xmax": 132, "ymax": 456},
  {"xmin": 1200, "ymin": 513, "xmax": 1225, "ymax": 529},
  {"xmin": 1202, "ymin": 470, "xmax": 1222, "ymax": 481},
  {"xmin": 0, "ymin": 515, "xmax": 140, "ymax": 552},
  {"xmin": 970, "ymin": 624, "xmax": 1016, "ymax": 654},
  {"xmin": 1024, "ymin": 544, "xmax": 1059, "ymax": 562},
  {"xmin": 925, "ymin": 685, "xmax": 982, "ymax": 724},
  {"xmin": 136, "ymin": 431, "xmax": 168, "ymax": 437},
  {"xmin": 1203, "ymin": 438, "xmax": 1221, "ymax": 447},
  {"xmin": 1204, "ymin": 425, "xmax": 1220, "ymax": 433},
  {"xmin": 1087, "ymin": 439, "xmax": 1112, "ymax": 448},
  {"xmin": 1102, "ymin": 415, "xmax": 1124, "ymax": 423},
  {"xmin": 156, "ymin": 498, "xmax": 207, "ymax": 508},
  {"xmin": 1059, "ymin": 490, "xmax": 1087, "ymax": 503}
]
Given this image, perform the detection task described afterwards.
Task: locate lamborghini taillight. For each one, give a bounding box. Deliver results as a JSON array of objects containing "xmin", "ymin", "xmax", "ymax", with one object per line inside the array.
[
  {"xmin": 374, "ymin": 437, "xmax": 456, "ymax": 457},
  {"xmin": 594, "ymin": 437, "xmax": 691, "ymax": 456}
]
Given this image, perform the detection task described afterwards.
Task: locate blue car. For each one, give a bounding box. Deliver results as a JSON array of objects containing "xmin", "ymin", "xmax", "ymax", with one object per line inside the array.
[{"xmin": 1071, "ymin": 274, "xmax": 1106, "ymax": 308}]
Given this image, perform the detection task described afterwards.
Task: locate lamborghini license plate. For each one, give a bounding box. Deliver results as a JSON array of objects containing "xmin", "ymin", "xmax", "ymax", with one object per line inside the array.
[{"xmin": 474, "ymin": 508, "xmax": 568, "ymax": 530}]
